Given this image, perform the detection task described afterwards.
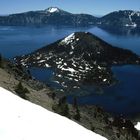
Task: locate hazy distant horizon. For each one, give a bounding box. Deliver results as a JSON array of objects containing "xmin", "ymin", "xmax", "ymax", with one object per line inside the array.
[
  {"xmin": 0, "ymin": 7, "xmax": 140, "ymax": 17},
  {"xmin": 0, "ymin": 7, "xmax": 105, "ymax": 17},
  {"xmin": 0, "ymin": 0, "xmax": 140, "ymax": 15}
]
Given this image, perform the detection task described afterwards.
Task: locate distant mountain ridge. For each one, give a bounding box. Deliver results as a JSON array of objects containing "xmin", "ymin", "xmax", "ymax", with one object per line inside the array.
[
  {"xmin": 0, "ymin": 7, "xmax": 97, "ymax": 26},
  {"xmin": 99, "ymin": 10, "xmax": 140, "ymax": 27},
  {"xmin": 0, "ymin": 7, "xmax": 140, "ymax": 27}
]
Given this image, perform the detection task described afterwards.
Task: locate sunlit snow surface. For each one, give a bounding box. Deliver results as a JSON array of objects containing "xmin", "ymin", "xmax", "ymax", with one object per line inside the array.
[
  {"xmin": 135, "ymin": 122, "xmax": 140, "ymax": 131},
  {"xmin": 47, "ymin": 7, "xmax": 59, "ymax": 13},
  {"xmin": 61, "ymin": 33, "xmax": 75, "ymax": 45},
  {"xmin": 0, "ymin": 87, "xmax": 107, "ymax": 140}
]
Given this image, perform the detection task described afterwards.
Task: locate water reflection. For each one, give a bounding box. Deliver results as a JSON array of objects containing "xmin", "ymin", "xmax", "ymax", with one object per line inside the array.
[
  {"xmin": 98, "ymin": 26, "xmax": 140, "ymax": 36},
  {"xmin": 67, "ymin": 65, "xmax": 140, "ymax": 117}
]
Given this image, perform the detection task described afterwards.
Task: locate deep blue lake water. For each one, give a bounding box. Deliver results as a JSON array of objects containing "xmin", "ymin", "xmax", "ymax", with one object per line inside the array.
[{"xmin": 0, "ymin": 25, "xmax": 140, "ymax": 117}]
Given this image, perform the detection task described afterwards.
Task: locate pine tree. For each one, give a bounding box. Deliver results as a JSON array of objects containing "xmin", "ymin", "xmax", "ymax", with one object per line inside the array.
[
  {"xmin": 52, "ymin": 96, "xmax": 70, "ymax": 118},
  {"xmin": 0, "ymin": 54, "xmax": 2, "ymax": 67},
  {"xmin": 72, "ymin": 97, "xmax": 81, "ymax": 121},
  {"xmin": 15, "ymin": 82, "xmax": 29, "ymax": 100},
  {"xmin": 74, "ymin": 108, "xmax": 81, "ymax": 121},
  {"xmin": 73, "ymin": 97, "xmax": 78, "ymax": 108}
]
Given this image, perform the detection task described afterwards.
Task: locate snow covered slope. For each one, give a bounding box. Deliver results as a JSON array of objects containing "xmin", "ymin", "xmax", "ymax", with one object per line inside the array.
[
  {"xmin": 0, "ymin": 87, "xmax": 107, "ymax": 140},
  {"xmin": 135, "ymin": 122, "xmax": 140, "ymax": 131}
]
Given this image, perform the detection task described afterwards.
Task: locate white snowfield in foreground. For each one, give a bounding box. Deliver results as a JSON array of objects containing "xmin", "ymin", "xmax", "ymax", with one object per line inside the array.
[
  {"xmin": 135, "ymin": 122, "xmax": 140, "ymax": 130},
  {"xmin": 0, "ymin": 87, "xmax": 107, "ymax": 140}
]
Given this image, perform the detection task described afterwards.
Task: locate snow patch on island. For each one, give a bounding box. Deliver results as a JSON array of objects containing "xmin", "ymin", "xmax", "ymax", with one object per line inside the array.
[{"xmin": 61, "ymin": 33, "xmax": 75, "ymax": 45}]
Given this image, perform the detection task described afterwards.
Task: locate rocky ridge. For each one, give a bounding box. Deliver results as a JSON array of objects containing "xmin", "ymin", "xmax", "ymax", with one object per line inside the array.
[{"xmin": 0, "ymin": 8, "xmax": 140, "ymax": 27}]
